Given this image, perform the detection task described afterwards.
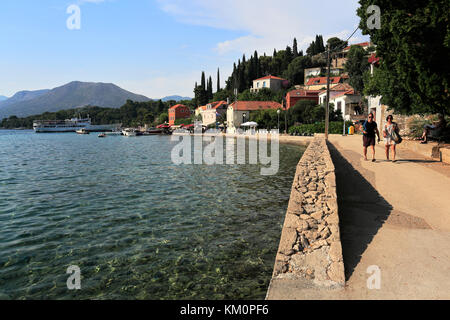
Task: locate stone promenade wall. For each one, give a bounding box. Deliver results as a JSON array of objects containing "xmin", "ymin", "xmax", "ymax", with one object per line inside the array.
[{"xmin": 269, "ymin": 137, "xmax": 345, "ymax": 290}]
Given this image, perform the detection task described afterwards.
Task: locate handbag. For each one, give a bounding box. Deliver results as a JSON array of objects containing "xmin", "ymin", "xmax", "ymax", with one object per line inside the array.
[{"xmin": 392, "ymin": 124, "xmax": 402, "ymax": 144}]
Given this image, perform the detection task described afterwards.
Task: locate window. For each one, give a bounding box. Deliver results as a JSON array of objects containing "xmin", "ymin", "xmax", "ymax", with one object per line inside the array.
[
  {"xmin": 337, "ymin": 102, "xmax": 342, "ymax": 112},
  {"xmin": 263, "ymin": 81, "xmax": 266, "ymax": 87}
]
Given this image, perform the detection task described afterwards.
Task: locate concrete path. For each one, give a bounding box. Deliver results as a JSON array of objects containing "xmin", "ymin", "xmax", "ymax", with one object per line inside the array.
[{"xmin": 327, "ymin": 135, "xmax": 450, "ymax": 300}]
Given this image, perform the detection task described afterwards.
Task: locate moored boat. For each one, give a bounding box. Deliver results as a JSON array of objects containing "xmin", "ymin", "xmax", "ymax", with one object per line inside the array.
[
  {"xmin": 33, "ymin": 117, "xmax": 121, "ymax": 133},
  {"xmin": 122, "ymin": 128, "xmax": 137, "ymax": 137},
  {"xmin": 76, "ymin": 128, "xmax": 90, "ymax": 135}
]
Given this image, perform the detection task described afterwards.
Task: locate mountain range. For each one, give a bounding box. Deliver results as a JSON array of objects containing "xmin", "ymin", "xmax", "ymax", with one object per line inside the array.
[
  {"xmin": 160, "ymin": 95, "xmax": 192, "ymax": 102},
  {"xmin": 0, "ymin": 81, "xmax": 192, "ymax": 119}
]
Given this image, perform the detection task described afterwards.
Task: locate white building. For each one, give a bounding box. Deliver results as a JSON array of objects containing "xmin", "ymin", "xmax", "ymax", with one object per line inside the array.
[
  {"xmin": 250, "ymin": 75, "xmax": 286, "ymax": 93},
  {"xmin": 318, "ymin": 83, "xmax": 362, "ymax": 120}
]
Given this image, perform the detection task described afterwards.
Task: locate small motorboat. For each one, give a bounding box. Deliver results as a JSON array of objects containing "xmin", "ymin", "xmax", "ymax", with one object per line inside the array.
[
  {"xmin": 98, "ymin": 133, "xmax": 107, "ymax": 138},
  {"xmin": 122, "ymin": 128, "xmax": 137, "ymax": 137},
  {"xmin": 76, "ymin": 128, "xmax": 90, "ymax": 135}
]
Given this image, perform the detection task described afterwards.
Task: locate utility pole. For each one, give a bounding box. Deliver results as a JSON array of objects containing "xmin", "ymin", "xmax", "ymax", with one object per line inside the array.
[{"xmin": 325, "ymin": 44, "xmax": 331, "ymax": 140}]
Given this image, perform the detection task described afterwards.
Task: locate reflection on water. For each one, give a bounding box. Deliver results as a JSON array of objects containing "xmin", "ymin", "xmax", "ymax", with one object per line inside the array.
[{"xmin": 0, "ymin": 131, "xmax": 304, "ymax": 300}]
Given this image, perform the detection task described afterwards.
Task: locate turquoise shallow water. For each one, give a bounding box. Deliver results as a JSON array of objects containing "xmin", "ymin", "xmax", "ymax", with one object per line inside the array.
[{"xmin": 0, "ymin": 130, "xmax": 304, "ymax": 300}]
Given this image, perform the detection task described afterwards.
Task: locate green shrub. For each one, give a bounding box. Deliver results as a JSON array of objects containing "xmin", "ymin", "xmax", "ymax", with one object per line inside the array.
[{"xmin": 289, "ymin": 121, "xmax": 353, "ymax": 135}]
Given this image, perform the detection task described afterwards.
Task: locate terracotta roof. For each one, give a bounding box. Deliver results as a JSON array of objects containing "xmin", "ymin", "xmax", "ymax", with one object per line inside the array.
[
  {"xmin": 254, "ymin": 75, "xmax": 286, "ymax": 81},
  {"xmin": 343, "ymin": 42, "xmax": 371, "ymax": 51},
  {"xmin": 199, "ymin": 101, "xmax": 228, "ymax": 111},
  {"xmin": 331, "ymin": 90, "xmax": 358, "ymax": 99},
  {"xmin": 209, "ymin": 101, "xmax": 227, "ymax": 109},
  {"xmin": 318, "ymin": 83, "xmax": 354, "ymax": 95},
  {"xmin": 229, "ymin": 101, "xmax": 282, "ymax": 111},
  {"xmin": 170, "ymin": 104, "xmax": 187, "ymax": 110},
  {"xmin": 306, "ymin": 77, "xmax": 342, "ymax": 86},
  {"xmin": 287, "ymin": 89, "xmax": 320, "ymax": 97}
]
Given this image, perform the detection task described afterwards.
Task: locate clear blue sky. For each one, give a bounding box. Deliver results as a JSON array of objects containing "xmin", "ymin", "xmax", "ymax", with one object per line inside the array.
[{"xmin": 0, "ymin": 0, "xmax": 368, "ymax": 99}]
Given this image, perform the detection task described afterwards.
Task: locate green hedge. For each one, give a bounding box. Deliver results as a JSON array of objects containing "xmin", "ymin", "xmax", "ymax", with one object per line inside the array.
[{"xmin": 289, "ymin": 121, "xmax": 353, "ymax": 135}]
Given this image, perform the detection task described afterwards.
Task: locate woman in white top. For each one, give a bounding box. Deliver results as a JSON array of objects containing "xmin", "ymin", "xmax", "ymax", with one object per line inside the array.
[{"xmin": 383, "ymin": 115, "xmax": 399, "ymax": 162}]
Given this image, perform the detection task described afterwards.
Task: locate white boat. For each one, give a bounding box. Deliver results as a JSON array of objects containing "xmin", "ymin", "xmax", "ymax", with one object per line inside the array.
[
  {"xmin": 122, "ymin": 128, "xmax": 137, "ymax": 137},
  {"xmin": 33, "ymin": 117, "xmax": 121, "ymax": 133},
  {"xmin": 76, "ymin": 128, "xmax": 89, "ymax": 135}
]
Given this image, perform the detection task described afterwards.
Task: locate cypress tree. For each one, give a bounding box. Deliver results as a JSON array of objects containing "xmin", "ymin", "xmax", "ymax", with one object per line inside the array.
[
  {"xmin": 208, "ymin": 76, "xmax": 213, "ymax": 100},
  {"xmin": 217, "ymin": 68, "xmax": 220, "ymax": 92},
  {"xmin": 293, "ymin": 38, "xmax": 298, "ymax": 58},
  {"xmin": 201, "ymin": 72, "xmax": 206, "ymax": 91}
]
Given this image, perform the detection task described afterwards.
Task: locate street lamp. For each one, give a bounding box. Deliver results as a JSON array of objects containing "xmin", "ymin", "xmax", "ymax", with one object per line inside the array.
[
  {"xmin": 277, "ymin": 109, "xmax": 281, "ymax": 132},
  {"xmin": 243, "ymin": 113, "xmax": 247, "ymax": 132}
]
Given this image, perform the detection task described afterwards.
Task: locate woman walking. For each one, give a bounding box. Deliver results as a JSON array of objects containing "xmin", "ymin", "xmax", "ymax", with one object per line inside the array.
[{"xmin": 383, "ymin": 115, "xmax": 399, "ymax": 162}]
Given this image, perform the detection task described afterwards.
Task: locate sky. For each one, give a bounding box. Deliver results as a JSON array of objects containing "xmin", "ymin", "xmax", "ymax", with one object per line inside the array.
[{"xmin": 0, "ymin": 0, "xmax": 369, "ymax": 99}]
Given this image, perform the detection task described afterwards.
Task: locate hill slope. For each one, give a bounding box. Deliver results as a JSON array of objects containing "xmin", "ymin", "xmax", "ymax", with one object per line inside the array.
[{"xmin": 0, "ymin": 81, "xmax": 151, "ymax": 119}]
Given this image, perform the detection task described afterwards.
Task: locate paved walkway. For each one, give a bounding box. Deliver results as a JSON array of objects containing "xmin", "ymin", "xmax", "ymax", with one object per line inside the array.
[{"xmin": 327, "ymin": 135, "xmax": 450, "ymax": 299}]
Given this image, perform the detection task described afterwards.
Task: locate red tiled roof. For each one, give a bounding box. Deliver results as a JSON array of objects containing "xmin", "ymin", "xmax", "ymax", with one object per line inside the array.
[
  {"xmin": 306, "ymin": 77, "xmax": 342, "ymax": 86},
  {"xmin": 319, "ymin": 83, "xmax": 354, "ymax": 95},
  {"xmin": 199, "ymin": 101, "xmax": 228, "ymax": 111},
  {"xmin": 210, "ymin": 101, "xmax": 227, "ymax": 109},
  {"xmin": 170, "ymin": 104, "xmax": 187, "ymax": 110},
  {"xmin": 331, "ymin": 90, "xmax": 358, "ymax": 99},
  {"xmin": 229, "ymin": 101, "xmax": 282, "ymax": 111},
  {"xmin": 343, "ymin": 42, "xmax": 371, "ymax": 51},
  {"xmin": 287, "ymin": 89, "xmax": 320, "ymax": 97},
  {"xmin": 254, "ymin": 75, "xmax": 286, "ymax": 81}
]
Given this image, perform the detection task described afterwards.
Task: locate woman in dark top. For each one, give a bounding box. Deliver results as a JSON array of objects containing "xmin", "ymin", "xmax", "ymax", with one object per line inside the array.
[{"xmin": 363, "ymin": 113, "xmax": 381, "ymax": 162}]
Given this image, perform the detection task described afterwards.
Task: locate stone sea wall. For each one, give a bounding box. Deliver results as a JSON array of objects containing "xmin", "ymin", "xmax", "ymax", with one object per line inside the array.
[{"xmin": 269, "ymin": 137, "xmax": 345, "ymax": 289}]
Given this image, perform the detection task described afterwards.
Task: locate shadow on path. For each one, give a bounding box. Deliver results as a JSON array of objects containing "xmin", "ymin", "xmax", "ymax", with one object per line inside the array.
[
  {"xmin": 395, "ymin": 159, "xmax": 440, "ymax": 164},
  {"xmin": 327, "ymin": 141, "xmax": 393, "ymax": 280}
]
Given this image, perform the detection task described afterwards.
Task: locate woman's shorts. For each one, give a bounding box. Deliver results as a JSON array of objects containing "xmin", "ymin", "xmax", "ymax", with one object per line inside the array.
[{"xmin": 363, "ymin": 136, "xmax": 376, "ymax": 147}]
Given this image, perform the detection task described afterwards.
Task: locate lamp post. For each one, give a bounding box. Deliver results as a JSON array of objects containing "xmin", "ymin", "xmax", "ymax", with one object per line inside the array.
[
  {"xmin": 283, "ymin": 98, "xmax": 288, "ymax": 134},
  {"xmin": 243, "ymin": 113, "xmax": 247, "ymax": 132},
  {"xmin": 277, "ymin": 109, "xmax": 281, "ymax": 132},
  {"xmin": 325, "ymin": 44, "xmax": 331, "ymax": 140}
]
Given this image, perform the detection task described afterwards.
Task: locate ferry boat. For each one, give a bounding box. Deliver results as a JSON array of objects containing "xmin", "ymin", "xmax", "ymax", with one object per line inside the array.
[{"xmin": 33, "ymin": 118, "xmax": 120, "ymax": 133}]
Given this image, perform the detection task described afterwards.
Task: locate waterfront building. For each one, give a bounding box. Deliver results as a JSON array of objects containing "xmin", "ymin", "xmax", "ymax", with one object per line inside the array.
[
  {"xmin": 169, "ymin": 104, "xmax": 191, "ymax": 126},
  {"xmin": 200, "ymin": 101, "xmax": 228, "ymax": 127},
  {"xmin": 226, "ymin": 101, "xmax": 282, "ymax": 133}
]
